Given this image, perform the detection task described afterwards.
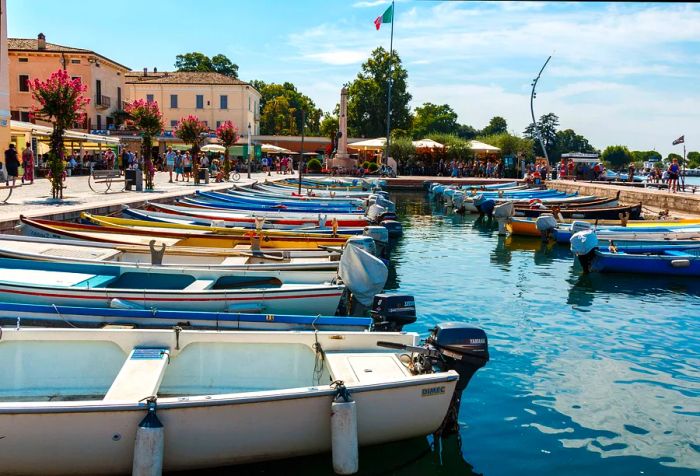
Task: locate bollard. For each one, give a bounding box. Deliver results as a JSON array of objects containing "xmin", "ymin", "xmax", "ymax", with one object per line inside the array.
[
  {"xmin": 330, "ymin": 381, "xmax": 358, "ymax": 475},
  {"xmin": 132, "ymin": 398, "xmax": 164, "ymax": 476}
]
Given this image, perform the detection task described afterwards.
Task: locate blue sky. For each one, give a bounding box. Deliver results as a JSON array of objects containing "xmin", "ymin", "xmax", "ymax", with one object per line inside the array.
[{"xmin": 8, "ymin": 1, "xmax": 700, "ymax": 155}]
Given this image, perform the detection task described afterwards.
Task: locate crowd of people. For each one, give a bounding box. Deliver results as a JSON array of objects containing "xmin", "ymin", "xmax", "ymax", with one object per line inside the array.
[{"xmin": 396, "ymin": 158, "xmax": 504, "ymax": 177}]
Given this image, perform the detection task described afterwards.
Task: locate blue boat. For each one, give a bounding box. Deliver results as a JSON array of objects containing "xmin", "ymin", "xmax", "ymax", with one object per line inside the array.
[
  {"xmin": 589, "ymin": 248, "xmax": 700, "ymax": 276},
  {"xmin": 193, "ymin": 191, "xmax": 365, "ymax": 214},
  {"xmin": 0, "ymin": 301, "xmax": 372, "ymax": 331}
]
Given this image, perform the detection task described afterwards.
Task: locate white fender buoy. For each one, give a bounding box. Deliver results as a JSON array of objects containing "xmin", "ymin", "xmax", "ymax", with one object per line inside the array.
[
  {"xmin": 132, "ymin": 398, "xmax": 164, "ymax": 476},
  {"xmin": 331, "ymin": 382, "xmax": 358, "ymax": 475}
]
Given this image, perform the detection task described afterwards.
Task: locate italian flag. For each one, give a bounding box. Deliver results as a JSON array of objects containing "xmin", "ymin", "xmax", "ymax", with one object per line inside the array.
[{"xmin": 374, "ymin": 4, "xmax": 393, "ymax": 30}]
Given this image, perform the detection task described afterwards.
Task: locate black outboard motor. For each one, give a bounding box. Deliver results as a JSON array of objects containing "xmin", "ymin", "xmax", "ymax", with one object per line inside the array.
[
  {"xmin": 377, "ymin": 322, "xmax": 489, "ymax": 435},
  {"xmin": 370, "ymin": 294, "xmax": 417, "ymax": 331},
  {"xmin": 381, "ymin": 219, "xmax": 403, "ymax": 237}
]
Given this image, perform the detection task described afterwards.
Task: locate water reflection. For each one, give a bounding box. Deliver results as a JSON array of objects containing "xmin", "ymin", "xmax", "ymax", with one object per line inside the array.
[{"xmin": 174, "ymin": 436, "xmax": 480, "ymax": 476}]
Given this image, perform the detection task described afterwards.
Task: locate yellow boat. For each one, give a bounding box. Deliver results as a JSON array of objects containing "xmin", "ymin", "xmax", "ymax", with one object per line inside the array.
[
  {"xmin": 21, "ymin": 216, "xmax": 349, "ymax": 250},
  {"xmin": 507, "ymin": 217, "xmax": 700, "ymax": 237},
  {"xmin": 82, "ymin": 213, "xmax": 353, "ymax": 240}
]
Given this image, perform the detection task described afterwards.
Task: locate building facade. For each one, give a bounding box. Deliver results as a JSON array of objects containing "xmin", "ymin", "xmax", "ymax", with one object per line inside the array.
[
  {"xmin": 0, "ymin": 0, "xmax": 11, "ymax": 153},
  {"xmin": 7, "ymin": 34, "xmax": 129, "ymax": 131},
  {"xmin": 125, "ymin": 71, "xmax": 260, "ymax": 137}
]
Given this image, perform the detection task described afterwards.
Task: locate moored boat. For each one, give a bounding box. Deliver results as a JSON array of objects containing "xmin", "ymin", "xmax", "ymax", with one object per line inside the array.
[{"xmin": 0, "ymin": 324, "xmax": 489, "ymax": 474}]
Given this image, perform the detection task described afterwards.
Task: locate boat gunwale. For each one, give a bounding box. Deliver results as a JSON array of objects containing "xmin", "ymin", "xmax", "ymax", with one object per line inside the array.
[{"xmin": 0, "ymin": 371, "xmax": 459, "ymax": 414}]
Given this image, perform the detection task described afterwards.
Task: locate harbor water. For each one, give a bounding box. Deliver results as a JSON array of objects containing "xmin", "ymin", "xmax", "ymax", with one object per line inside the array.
[{"xmin": 184, "ymin": 191, "xmax": 699, "ymax": 476}]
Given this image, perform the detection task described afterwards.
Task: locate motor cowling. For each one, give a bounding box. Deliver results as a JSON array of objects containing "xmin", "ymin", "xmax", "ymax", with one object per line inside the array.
[
  {"xmin": 363, "ymin": 225, "xmax": 389, "ymax": 246},
  {"xmin": 381, "ymin": 219, "xmax": 403, "ymax": 237},
  {"xmin": 345, "ymin": 236, "xmax": 377, "ymax": 257},
  {"xmin": 370, "ymin": 294, "xmax": 417, "ymax": 331},
  {"xmin": 427, "ymin": 322, "xmax": 489, "ymax": 392}
]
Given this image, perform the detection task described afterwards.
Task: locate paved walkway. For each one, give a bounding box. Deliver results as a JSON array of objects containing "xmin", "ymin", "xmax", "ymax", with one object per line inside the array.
[{"xmin": 0, "ymin": 171, "xmax": 286, "ymax": 230}]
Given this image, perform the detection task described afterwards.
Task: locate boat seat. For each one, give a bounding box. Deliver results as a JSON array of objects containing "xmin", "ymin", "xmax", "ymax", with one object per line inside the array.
[
  {"xmin": 324, "ymin": 352, "xmax": 413, "ymax": 385},
  {"xmin": 103, "ymin": 347, "xmax": 170, "ymax": 402},
  {"xmin": 220, "ymin": 256, "xmax": 250, "ymax": 265},
  {"xmin": 183, "ymin": 279, "xmax": 215, "ymax": 291},
  {"xmin": 75, "ymin": 274, "xmax": 118, "ymax": 288}
]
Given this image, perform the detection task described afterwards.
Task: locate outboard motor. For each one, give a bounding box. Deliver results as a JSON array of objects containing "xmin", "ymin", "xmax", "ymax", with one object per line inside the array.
[
  {"xmin": 381, "ymin": 219, "xmax": 403, "ymax": 237},
  {"xmin": 375, "ymin": 191, "xmax": 390, "ymax": 200},
  {"xmin": 570, "ymin": 220, "xmax": 592, "ymax": 234},
  {"xmin": 570, "ymin": 229, "xmax": 599, "ymax": 273},
  {"xmin": 345, "ymin": 235, "xmax": 378, "ymax": 257},
  {"xmin": 370, "ymin": 294, "xmax": 416, "ymax": 331},
  {"xmin": 364, "ymin": 226, "xmax": 389, "ymax": 256},
  {"xmin": 377, "ymin": 322, "xmax": 489, "ymax": 435},
  {"xmin": 535, "ymin": 213, "xmax": 558, "ymax": 242},
  {"xmin": 476, "ymin": 199, "xmax": 495, "ymax": 219},
  {"xmin": 493, "ymin": 201, "xmax": 515, "ymax": 236},
  {"xmin": 375, "ymin": 196, "xmax": 396, "ymax": 214}
]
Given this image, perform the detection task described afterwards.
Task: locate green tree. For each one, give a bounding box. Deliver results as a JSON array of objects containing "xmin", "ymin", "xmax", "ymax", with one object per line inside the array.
[
  {"xmin": 524, "ymin": 112, "xmax": 559, "ymax": 161},
  {"xmin": 260, "ymin": 96, "xmax": 297, "ymax": 135},
  {"xmin": 175, "ymin": 52, "xmax": 239, "ymax": 78},
  {"xmin": 124, "ymin": 99, "xmax": 164, "ymax": 190},
  {"xmin": 630, "ymin": 150, "xmax": 662, "ymax": 165},
  {"xmin": 253, "ymin": 81, "xmax": 322, "ymax": 135},
  {"xmin": 476, "ymin": 132, "xmax": 534, "ymax": 160},
  {"xmin": 666, "ymin": 153, "xmax": 684, "ymax": 165},
  {"xmin": 347, "ymin": 47, "xmax": 412, "ymax": 138},
  {"xmin": 319, "ymin": 113, "xmax": 338, "ymax": 139},
  {"xmin": 553, "ymin": 128, "xmax": 597, "ymax": 162},
  {"xmin": 687, "ymin": 151, "xmax": 700, "ymax": 168},
  {"xmin": 412, "ymin": 102, "xmax": 458, "ymax": 138},
  {"xmin": 481, "ymin": 116, "xmax": 508, "ymax": 136},
  {"xmin": 601, "ymin": 145, "xmax": 632, "ymax": 169},
  {"xmin": 456, "ymin": 124, "xmax": 478, "ymax": 140},
  {"xmin": 388, "ymin": 137, "xmax": 416, "ymax": 167}
]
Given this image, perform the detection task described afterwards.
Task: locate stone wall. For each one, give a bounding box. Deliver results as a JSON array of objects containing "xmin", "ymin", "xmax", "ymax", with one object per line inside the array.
[{"xmin": 548, "ymin": 180, "xmax": 700, "ymax": 215}]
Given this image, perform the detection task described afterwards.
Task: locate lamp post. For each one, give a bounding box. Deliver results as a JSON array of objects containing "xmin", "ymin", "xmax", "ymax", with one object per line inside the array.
[
  {"xmin": 530, "ymin": 56, "xmax": 552, "ymax": 166},
  {"xmin": 298, "ymin": 109, "xmax": 305, "ymax": 195},
  {"xmin": 247, "ymin": 122, "xmax": 251, "ymax": 179}
]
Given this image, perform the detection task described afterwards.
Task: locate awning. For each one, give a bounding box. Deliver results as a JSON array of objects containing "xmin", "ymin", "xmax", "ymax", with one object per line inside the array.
[
  {"xmin": 11, "ymin": 120, "xmax": 120, "ymax": 145},
  {"xmin": 412, "ymin": 138, "xmax": 444, "ymax": 149},
  {"xmin": 261, "ymin": 143, "xmax": 292, "ymax": 154}
]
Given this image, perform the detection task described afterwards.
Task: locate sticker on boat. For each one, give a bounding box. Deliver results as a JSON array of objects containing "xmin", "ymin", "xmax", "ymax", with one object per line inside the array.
[{"xmin": 421, "ymin": 386, "xmax": 446, "ymax": 397}]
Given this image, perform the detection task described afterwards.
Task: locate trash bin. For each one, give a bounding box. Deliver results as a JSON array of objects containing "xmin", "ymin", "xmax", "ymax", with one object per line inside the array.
[
  {"xmin": 198, "ymin": 168, "xmax": 210, "ymax": 184},
  {"xmin": 125, "ymin": 169, "xmax": 143, "ymax": 191}
]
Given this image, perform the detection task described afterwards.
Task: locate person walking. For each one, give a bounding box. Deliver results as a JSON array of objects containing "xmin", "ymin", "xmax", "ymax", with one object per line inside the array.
[
  {"xmin": 174, "ymin": 151, "xmax": 184, "ymax": 182},
  {"xmin": 165, "ymin": 147, "xmax": 177, "ymax": 183},
  {"xmin": 120, "ymin": 148, "xmax": 129, "ymax": 170},
  {"xmin": 21, "ymin": 145, "xmax": 35, "ymax": 185},
  {"xmin": 183, "ymin": 151, "xmax": 192, "ymax": 182},
  {"xmin": 4, "ymin": 144, "xmax": 20, "ymax": 186}
]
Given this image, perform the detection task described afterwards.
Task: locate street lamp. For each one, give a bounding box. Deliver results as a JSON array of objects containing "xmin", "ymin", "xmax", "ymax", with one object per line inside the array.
[
  {"xmin": 530, "ymin": 56, "xmax": 552, "ymax": 167},
  {"xmin": 247, "ymin": 122, "xmax": 251, "ymax": 179}
]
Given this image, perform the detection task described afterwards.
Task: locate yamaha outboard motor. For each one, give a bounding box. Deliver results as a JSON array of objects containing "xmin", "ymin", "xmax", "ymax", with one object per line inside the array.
[
  {"xmin": 377, "ymin": 322, "xmax": 489, "ymax": 435},
  {"xmin": 370, "ymin": 294, "xmax": 417, "ymax": 331},
  {"xmin": 571, "ymin": 229, "xmax": 599, "ymax": 273}
]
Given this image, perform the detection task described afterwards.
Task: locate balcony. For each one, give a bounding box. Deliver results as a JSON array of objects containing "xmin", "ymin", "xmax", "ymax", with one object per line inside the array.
[{"xmin": 95, "ymin": 95, "xmax": 111, "ymax": 110}]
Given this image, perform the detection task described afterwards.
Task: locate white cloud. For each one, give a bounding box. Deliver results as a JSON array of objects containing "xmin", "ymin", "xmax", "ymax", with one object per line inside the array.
[
  {"xmin": 305, "ymin": 50, "xmax": 370, "ymax": 66},
  {"xmin": 352, "ymin": 0, "xmax": 389, "ymax": 8}
]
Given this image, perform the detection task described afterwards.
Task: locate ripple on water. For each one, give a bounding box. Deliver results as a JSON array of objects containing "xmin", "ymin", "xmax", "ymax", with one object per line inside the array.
[{"xmin": 390, "ymin": 192, "xmax": 700, "ymax": 475}]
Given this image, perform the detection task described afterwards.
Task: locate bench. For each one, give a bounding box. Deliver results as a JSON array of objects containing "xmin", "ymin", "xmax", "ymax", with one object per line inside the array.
[
  {"xmin": 88, "ymin": 169, "xmax": 125, "ymax": 193},
  {"xmin": 0, "ymin": 183, "xmax": 22, "ymax": 204},
  {"xmin": 324, "ymin": 352, "xmax": 412, "ymax": 384},
  {"xmin": 103, "ymin": 347, "xmax": 170, "ymax": 401}
]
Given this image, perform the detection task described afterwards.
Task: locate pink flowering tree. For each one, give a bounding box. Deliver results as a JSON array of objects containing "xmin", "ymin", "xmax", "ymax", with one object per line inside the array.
[
  {"xmin": 175, "ymin": 115, "xmax": 208, "ymax": 184},
  {"xmin": 215, "ymin": 120, "xmax": 239, "ymax": 179},
  {"xmin": 124, "ymin": 99, "xmax": 164, "ymax": 190},
  {"xmin": 29, "ymin": 69, "xmax": 89, "ymax": 199}
]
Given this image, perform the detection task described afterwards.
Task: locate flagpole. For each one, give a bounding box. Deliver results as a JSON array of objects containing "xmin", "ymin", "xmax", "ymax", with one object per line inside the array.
[
  {"xmin": 682, "ymin": 142, "xmax": 686, "ymax": 191},
  {"xmin": 384, "ymin": 0, "xmax": 395, "ymax": 167}
]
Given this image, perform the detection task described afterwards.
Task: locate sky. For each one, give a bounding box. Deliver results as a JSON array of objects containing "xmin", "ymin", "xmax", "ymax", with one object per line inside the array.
[{"xmin": 7, "ymin": 1, "xmax": 700, "ymax": 156}]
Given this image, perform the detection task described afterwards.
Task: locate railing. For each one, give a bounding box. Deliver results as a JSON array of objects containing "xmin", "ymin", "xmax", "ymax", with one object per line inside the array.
[{"xmin": 95, "ymin": 95, "xmax": 111, "ymax": 109}]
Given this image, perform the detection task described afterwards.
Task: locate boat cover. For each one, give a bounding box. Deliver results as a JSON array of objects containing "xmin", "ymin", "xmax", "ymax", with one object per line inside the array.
[{"xmin": 338, "ymin": 245, "xmax": 388, "ymax": 306}]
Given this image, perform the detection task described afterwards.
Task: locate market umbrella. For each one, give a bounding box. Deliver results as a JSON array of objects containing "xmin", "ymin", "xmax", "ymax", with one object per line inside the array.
[
  {"xmin": 261, "ymin": 144, "xmax": 292, "ymax": 154},
  {"xmin": 201, "ymin": 144, "xmax": 226, "ymax": 153},
  {"xmin": 412, "ymin": 138, "xmax": 444, "ymax": 149},
  {"xmin": 468, "ymin": 140, "xmax": 500, "ymax": 152},
  {"xmin": 347, "ymin": 138, "xmax": 386, "ymax": 150}
]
